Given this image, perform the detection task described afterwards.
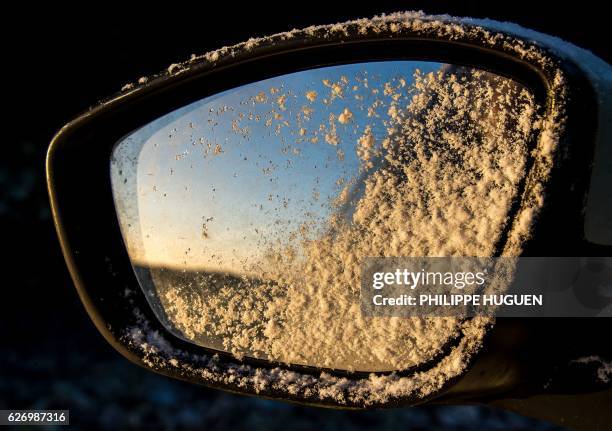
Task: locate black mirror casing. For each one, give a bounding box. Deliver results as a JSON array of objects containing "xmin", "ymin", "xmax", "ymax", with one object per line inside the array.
[{"xmin": 47, "ymin": 14, "xmax": 611, "ymax": 425}]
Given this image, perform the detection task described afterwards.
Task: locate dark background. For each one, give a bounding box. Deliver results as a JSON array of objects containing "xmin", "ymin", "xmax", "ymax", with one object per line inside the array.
[{"xmin": 1, "ymin": 1, "xmax": 608, "ymax": 429}]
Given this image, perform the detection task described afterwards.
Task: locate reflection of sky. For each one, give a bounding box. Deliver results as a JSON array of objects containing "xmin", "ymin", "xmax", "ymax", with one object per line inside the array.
[{"xmin": 115, "ymin": 61, "xmax": 442, "ymax": 271}]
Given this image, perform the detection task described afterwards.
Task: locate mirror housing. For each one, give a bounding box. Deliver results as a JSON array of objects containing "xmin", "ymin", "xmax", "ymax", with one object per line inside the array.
[{"xmin": 47, "ymin": 12, "xmax": 610, "ymax": 421}]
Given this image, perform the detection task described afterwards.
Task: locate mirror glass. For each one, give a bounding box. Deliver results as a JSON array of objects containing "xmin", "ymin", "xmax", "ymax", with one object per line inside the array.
[{"xmin": 111, "ymin": 61, "xmax": 540, "ymax": 372}]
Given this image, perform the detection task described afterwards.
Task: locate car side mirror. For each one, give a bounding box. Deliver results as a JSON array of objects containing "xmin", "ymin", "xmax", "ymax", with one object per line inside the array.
[{"xmin": 47, "ymin": 12, "xmax": 612, "ymax": 429}]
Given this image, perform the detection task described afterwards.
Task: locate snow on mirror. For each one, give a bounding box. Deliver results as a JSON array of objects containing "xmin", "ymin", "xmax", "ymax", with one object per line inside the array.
[{"xmin": 111, "ymin": 61, "xmax": 541, "ymax": 372}]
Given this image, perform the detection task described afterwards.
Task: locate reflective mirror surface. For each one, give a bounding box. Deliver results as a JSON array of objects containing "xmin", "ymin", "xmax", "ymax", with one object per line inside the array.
[{"xmin": 111, "ymin": 61, "xmax": 540, "ymax": 371}]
